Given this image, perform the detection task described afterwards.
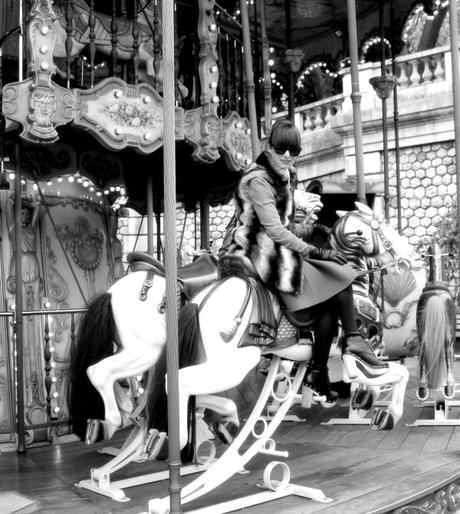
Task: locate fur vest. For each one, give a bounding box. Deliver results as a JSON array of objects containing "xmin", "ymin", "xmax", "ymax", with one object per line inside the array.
[{"xmin": 226, "ymin": 151, "xmax": 303, "ymax": 294}]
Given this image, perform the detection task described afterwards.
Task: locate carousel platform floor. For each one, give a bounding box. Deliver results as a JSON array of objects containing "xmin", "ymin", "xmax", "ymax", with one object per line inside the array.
[{"xmin": 2, "ymin": 356, "xmax": 460, "ymax": 514}]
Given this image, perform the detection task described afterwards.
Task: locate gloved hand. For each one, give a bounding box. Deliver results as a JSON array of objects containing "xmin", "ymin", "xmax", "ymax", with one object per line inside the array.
[{"xmin": 308, "ymin": 247, "xmax": 348, "ymax": 265}]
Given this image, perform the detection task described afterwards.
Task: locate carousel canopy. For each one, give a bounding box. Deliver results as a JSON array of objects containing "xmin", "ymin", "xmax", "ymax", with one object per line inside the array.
[
  {"xmin": 263, "ymin": 0, "xmax": 437, "ymax": 53},
  {"xmin": 0, "ymin": 0, "xmax": 442, "ymax": 214}
]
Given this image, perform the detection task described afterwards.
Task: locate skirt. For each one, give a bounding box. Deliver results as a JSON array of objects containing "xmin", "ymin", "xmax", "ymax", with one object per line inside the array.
[{"xmin": 280, "ymin": 259, "xmax": 359, "ymax": 312}]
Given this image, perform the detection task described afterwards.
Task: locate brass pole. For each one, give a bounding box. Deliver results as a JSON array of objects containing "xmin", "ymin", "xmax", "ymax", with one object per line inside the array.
[
  {"xmin": 257, "ymin": 0, "xmax": 272, "ymax": 135},
  {"xmin": 199, "ymin": 197, "xmax": 209, "ymax": 250},
  {"xmin": 390, "ymin": 0, "xmax": 402, "ymax": 233},
  {"xmin": 162, "ymin": 0, "xmax": 181, "ymax": 510},
  {"xmin": 448, "ymin": 0, "xmax": 460, "ymax": 294},
  {"xmin": 379, "ymin": 3, "xmax": 390, "ymax": 219},
  {"xmin": 146, "ymin": 174, "xmax": 154, "ymax": 254},
  {"xmin": 284, "ymin": 0, "xmax": 294, "ymax": 122},
  {"xmin": 240, "ymin": 0, "xmax": 260, "ymax": 158},
  {"xmin": 14, "ymin": 144, "xmax": 25, "ymax": 453},
  {"xmin": 347, "ymin": 0, "xmax": 366, "ymax": 203}
]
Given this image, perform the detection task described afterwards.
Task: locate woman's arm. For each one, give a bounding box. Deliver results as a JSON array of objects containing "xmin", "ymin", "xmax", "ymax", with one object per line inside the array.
[
  {"xmin": 247, "ymin": 176, "xmax": 347, "ymax": 264},
  {"xmin": 247, "ymin": 176, "xmax": 311, "ymax": 256}
]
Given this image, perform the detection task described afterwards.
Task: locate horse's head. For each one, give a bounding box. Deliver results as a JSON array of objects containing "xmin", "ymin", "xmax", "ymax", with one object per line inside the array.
[{"xmin": 331, "ymin": 202, "xmax": 422, "ymax": 268}]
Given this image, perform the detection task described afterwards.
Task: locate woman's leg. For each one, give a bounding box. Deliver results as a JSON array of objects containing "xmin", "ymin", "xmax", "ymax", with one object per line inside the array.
[
  {"xmin": 335, "ymin": 285, "xmax": 388, "ymax": 369},
  {"xmin": 295, "ymin": 299, "xmax": 339, "ymax": 404}
]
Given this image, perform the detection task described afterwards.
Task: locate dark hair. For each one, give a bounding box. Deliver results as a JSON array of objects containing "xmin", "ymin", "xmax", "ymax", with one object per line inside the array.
[{"xmin": 268, "ymin": 119, "xmax": 301, "ymax": 148}]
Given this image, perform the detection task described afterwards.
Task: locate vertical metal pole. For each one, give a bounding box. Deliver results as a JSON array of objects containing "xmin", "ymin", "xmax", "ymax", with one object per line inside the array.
[
  {"xmin": 285, "ymin": 0, "xmax": 294, "ymax": 122},
  {"xmin": 240, "ymin": 0, "xmax": 260, "ymax": 158},
  {"xmin": 199, "ymin": 197, "xmax": 209, "ymax": 250},
  {"xmin": 18, "ymin": 0, "xmax": 23, "ymax": 81},
  {"xmin": 14, "ymin": 144, "xmax": 25, "ymax": 453},
  {"xmin": 448, "ymin": 0, "xmax": 460, "ymax": 289},
  {"xmin": 390, "ymin": 0, "xmax": 402, "ymax": 233},
  {"xmin": 252, "ymin": 0, "xmax": 261, "ymax": 137},
  {"xmin": 347, "ymin": 0, "xmax": 366, "ymax": 203},
  {"xmin": 379, "ymin": 3, "xmax": 390, "ymax": 219},
  {"xmin": 258, "ymin": 0, "xmax": 272, "ymax": 136},
  {"xmin": 146, "ymin": 174, "xmax": 154, "ymax": 254},
  {"xmin": 162, "ymin": 0, "xmax": 181, "ymax": 511}
]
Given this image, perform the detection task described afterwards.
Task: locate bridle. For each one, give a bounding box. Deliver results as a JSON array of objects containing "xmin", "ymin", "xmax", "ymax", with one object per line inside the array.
[{"xmin": 333, "ymin": 210, "xmax": 399, "ymax": 260}]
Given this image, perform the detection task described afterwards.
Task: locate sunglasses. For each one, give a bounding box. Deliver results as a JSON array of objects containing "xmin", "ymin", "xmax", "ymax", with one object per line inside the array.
[{"xmin": 272, "ymin": 145, "xmax": 302, "ymax": 157}]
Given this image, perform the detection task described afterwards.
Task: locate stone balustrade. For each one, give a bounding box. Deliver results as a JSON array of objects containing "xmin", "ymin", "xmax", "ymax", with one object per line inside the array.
[
  {"xmin": 394, "ymin": 46, "xmax": 447, "ymax": 88},
  {"xmin": 294, "ymin": 94, "xmax": 345, "ymax": 134}
]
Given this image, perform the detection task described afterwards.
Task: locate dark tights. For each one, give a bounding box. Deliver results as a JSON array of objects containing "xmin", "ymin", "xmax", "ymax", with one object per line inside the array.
[{"xmin": 295, "ymin": 284, "xmax": 357, "ymax": 367}]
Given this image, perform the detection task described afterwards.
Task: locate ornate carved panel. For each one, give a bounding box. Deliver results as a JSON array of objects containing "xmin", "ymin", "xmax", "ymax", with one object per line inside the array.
[
  {"xmin": 221, "ymin": 111, "xmax": 252, "ymax": 170},
  {"xmin": 3, "ymin": 79, "xmax": 75, "ymax": 144},
  {"xmin": 2, "ymin": 0, "xmax": 254, "ymax": 165},
  {"xmin": 184, "ymin": 108, "xmax": 252, "ymax": 171},
  {"xmin": 73, "ymin": 78, "xmax": 164, "ymax": 153}
]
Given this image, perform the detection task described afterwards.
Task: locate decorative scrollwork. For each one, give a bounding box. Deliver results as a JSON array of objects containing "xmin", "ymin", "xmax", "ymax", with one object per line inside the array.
[
  {"xmin": 58, "ymin": 217, "xmax": 103, "ymax": 271},
  {"xmin": 393, "ymin": 480, "xmax": 460, "ymax": 513}
]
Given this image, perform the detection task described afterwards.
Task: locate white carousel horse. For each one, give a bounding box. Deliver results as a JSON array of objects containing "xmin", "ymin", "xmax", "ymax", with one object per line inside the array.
[
  {"xmin": 69, "ymin": 252, "xmax": 239, "ymax": 445},
  {"xmin": 416, "ymin": 240, "xmax": 456, "ymax": 404}
]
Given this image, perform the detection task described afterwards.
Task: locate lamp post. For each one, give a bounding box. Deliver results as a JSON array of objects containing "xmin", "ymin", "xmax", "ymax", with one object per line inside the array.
[
  {"xmin": 369, "ymin": 2, "xmax": 397, "ymax": 220},
  {"xmin": 284, "ymin": 48, "xmax": 304, "ymax": 123},
  {"xmin": 369, "ymin": 73, "xmax": 397, "ymax": 220}
]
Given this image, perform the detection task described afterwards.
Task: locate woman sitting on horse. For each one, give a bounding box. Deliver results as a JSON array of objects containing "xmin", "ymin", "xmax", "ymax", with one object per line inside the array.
[{"xmin": 219, "ymin": 118, "xmax": 388, "ymax": 405}]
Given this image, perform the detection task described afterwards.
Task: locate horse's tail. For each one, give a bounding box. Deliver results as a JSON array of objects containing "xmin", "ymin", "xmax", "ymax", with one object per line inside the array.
[
  {"xmin": 418, "ymin": 293, "xmax": 453, "ymax": 389},
  {"xmin": 147, "ymin": 302, "xmax": 203, "ymax": 461},
  {"xmin": 68, "ymin": 292, "xmax": 115, "ymax": 440}
]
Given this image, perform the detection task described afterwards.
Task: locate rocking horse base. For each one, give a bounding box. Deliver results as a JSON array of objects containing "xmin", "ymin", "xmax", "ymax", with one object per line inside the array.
[
  {"xmin": 148, "ymin": 482, "xmax": 332, "ymax": 513},
  {"xmin": 407, "ymin": 397, "xmax": 460, "ymax": 426},
  {"xmin": 147, "ymin": 459, "xmax": 332, "ymax": 513},
  {"xmin": 76, "ymin": 462, "xmax": 213, "ymax": 503}
]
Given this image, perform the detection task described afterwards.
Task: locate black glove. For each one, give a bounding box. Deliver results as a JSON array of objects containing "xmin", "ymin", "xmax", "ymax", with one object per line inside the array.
[{"xmin": 308, "ymin": 247, "xmax": 348, "ymax": 265}]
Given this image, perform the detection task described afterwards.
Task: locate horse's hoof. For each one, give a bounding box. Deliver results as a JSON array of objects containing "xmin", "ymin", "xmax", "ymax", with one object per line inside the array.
[
  {"xmin": 444, "ymin": 384, "xmax": 455, "ymax": 400},
  {"xmin": 351, "ymin": 388, "xmax": 374, "ymax": 410},
  {"xmin": 370, "ymin": 409, "xmax": 394, "ymax": 431},
  {"xmin": 211, "ymin": 420, "xmax": 238, "ymax": 445},
  {"xmin": 85, "ymin": 419, "xmax": 109, "ymax": 444},
  {"xmin": 416, "ymin": 386, "xmax": 430, "ymax": 402},
  {"xmin": 142, "ymin": 429, "xmax": 167, "ymax": 460}
]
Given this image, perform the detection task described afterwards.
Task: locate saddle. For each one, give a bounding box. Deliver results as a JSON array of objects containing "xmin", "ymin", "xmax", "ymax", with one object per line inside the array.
[
  {"xmin": 218, "ymin": 255, "xmax": 314, "ymax": 350},
  {"xmin": 127, "ymin": 251, "xmax": 218, "ymax": 300}
]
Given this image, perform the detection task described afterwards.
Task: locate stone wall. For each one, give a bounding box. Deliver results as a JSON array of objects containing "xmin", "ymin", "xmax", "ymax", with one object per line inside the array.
[
  {"xmin": 388, "ymin": 141, "xmax": 459, "ymax": 299},
  {"xmin": 388, "ymin": 141, "xmax": 456, "ymax": 246}
]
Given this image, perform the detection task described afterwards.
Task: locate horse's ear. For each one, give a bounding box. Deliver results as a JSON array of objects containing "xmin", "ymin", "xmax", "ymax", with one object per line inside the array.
[
  {"xmin": 336, "ymin": 210, "xmax": 347, "ymax": 218},
  {"xmin": 355, "ymin": 202, "xmax": 374, "ymax": 215}
]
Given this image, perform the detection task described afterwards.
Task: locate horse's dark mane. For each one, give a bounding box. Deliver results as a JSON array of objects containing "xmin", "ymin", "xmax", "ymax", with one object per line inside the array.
[
  {"xmin": 68, "ymin": 292, "xmax": 115, "ymax": 440},
  {"xmin": 147, "ymin": 302, "xmax": 204, "ymax": 462}
]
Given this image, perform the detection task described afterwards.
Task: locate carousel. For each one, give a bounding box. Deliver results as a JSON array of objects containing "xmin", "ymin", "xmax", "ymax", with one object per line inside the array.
[{"xmin": 1, "ymin": 1, "xmax": 460, "ymax": 513}]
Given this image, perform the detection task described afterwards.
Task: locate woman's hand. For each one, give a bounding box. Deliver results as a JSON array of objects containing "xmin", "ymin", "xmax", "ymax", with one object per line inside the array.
[
  {"xmin": 321, "ymin": 249, "xmax": 348, "ymax": 264},
  {"xmin": 307, "ymin": 247, "xmax": 348, "ymax": 264}
]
